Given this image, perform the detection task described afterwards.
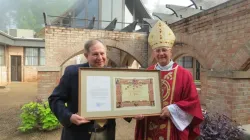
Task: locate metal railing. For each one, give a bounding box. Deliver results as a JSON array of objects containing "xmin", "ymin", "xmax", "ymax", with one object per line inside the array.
[{"xmin": 43, "ymin": 12, "xmax": 150, "ymax": 32}]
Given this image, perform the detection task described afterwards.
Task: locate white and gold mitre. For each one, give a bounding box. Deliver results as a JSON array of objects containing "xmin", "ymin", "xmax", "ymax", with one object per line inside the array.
[{"xmin": 148, "ymin": 20, "xmax": 176, "ymax": 50}]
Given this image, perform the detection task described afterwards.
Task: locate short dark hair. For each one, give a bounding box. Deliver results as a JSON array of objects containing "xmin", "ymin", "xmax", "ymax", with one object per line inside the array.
[{"xmin": 84, "ymin": 39, "xmax": 106, "ymax": 53}]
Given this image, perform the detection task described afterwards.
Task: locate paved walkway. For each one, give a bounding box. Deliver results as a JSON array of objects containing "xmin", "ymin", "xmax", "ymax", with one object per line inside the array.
[{"xmin": 0, "ymin": 82, "xmax": 135, "ymax": 140}]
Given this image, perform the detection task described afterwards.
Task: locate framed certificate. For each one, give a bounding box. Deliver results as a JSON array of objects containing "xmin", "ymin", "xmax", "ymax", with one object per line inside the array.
[{"xmin": 78, "ymin": 67, "xmax": 162, "ymax": 120}]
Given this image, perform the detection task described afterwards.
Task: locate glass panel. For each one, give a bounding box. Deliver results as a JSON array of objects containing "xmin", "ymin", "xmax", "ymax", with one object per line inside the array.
[
  {"xmin": 124, "ymin": 4, "xmax": 133, "ymax": 26},
  {"xmin": 196, "ymin": 60, "xmax": 200, "ymax": 80},
  {"xmin": 40, "ymin": 57, "xmax": 45, "ymax": 65},
  {"xmin": 112, "ymin": 0, "xmax": 123, "ymax": 30},
  {"xmin": 0, "ymin": 56, "xmax": 3, "ymax": 66},
  {"xmin": 87, "ymin": 0, "xmax": 99, "ymax": 28},
  {"xmin": 184, "ymin": 56, "xmax": 193, "ymax": 68},
  {"xmin": 39, "ymin": 48, "xmax": 45, "ymax": 65},
  {"xmin": 176, "ymin": 57, "xmax": 184, "ymax": 67},
  {"xmin": 25, "ymin": 48, "xmax": 39, "ymax": 65},
  {"xmin": 40, "ymin": 48, "xmax": 45, "ymax": 57},
  {"xmin": 0, "ymin": 46, "xmax": 4, "ymax": 66},
  {"xmin": 75, "ymin": 8, "xmax": 86, "ymax": 28},
  {"xmin": 101, "ymin": 0, "xmax": 112, "ymax": 28}
]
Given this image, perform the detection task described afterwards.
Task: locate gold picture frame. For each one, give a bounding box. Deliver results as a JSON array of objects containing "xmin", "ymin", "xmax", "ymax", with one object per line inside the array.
[{"xmin": 78, "ymin": 67, "xmax": 163, "ymax": 120}]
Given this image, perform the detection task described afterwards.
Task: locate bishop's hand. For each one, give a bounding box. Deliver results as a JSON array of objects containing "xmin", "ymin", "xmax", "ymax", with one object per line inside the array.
[
  {"xmin": 134, "ymin": 114, "xmax": 144, "ymax": 120},
  {"xmin": 160, "ymin": 106, "xmax": 171, "ymax": 119}
]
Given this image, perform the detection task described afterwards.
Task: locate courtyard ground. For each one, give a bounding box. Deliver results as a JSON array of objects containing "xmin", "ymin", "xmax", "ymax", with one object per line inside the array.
[{"xmin": 0, "ymin": 82, "xmax": 135, "ymax": 140}]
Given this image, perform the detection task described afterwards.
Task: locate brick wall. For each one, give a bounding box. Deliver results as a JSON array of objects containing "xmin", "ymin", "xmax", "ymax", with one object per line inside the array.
[
  {"xmin": 168, "ymin": 0, "xmax": 250, "ymax": 125},
  {"xmin": 204, "ymin": 76, "xmax": 250, "ymax": 125},
  {"xmin": 205, "ymin": 77, "xmax": 234, "ymax": 117},
  {"xmin": 232, "ymin": 79, "xmax": 250, "ymax": 124},
  {"xmin": 171, "ymin": 0, "xmax": 250, "ymax": 71},
  {"xmin": 45, "ymin": 27, "xmax": 148, "ymax": 67},
  {"xmin": 39, "ymin": 0, "xmax": 250, "ymax": 125},
  {"xmin": 37, "ymin": 70, "xmax": 60, "ymax": 100}
]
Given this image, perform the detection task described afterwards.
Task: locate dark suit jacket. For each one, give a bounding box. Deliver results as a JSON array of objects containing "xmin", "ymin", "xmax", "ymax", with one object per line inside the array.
[{"xmin": 48, "ymin": 63, "xmax": 116, "ymax": 140}]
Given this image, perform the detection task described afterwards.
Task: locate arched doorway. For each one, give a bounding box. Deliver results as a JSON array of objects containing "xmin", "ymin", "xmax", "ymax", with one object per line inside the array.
[{"xmin": 121, "ymin": 52, "xmax": 141, "ymax": 69}]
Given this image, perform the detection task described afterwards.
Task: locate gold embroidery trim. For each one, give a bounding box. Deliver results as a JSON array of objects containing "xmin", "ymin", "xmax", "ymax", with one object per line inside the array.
[
  {"xmin": 162, "ymin": 80, "xmax": 171, "ymax": 102},
  {"xmin": 153, "ymin": 64, "xmax": 178, "ymax": 140},
  {"xmin": 167, "ymin": 66, "xmax": 178, "ymax": 140}
]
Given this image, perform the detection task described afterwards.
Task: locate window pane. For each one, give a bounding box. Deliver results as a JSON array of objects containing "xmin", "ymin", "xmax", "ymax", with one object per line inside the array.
[
  {"xmin": 176, "ymin": 57, "xmax": 184, "ymax": 67},
  {"xmin": 184, "ymin": 56, "xmax": 193, "ymax": 68},
  {"xmin": 0, "ymin": 46, "xmax": 4, "ymax": 66},
  {"xmin": 40, "ymin": 57, "xmax": 45, "ymax": 65},
  {"xmin": 112, "ymin": 0, "xmax": 123, "ymax": 29},
  {"xmin": 101, "ymin": 0, "xmax": 112, "ymax": 28},
  {"xmin": 0, "ymin": 56, "xmax": 3, "ymax": 65},
  {"xmin": 40, "ymin": 48, "xmax": 45, "ymax": 57},
  {"xmin": 25, "ymin": 48, "xmax": 38, "ymax": 65},
  {"xmin": 87, "ymin": 0, "xmax": 99, "ymax": 28},
  {"xmin": 0, "ymin": 46, "xmax": 4, "ymax": 55},
  {"xmin": 39, "ymin": 48, "xmax": 45, "ymax": 65},
  {"xmin": 75, "ymin": 6, "xmax": 86, "ymax": 27}
]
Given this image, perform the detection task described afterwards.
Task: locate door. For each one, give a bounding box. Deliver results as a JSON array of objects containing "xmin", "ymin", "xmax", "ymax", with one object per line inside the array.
[{"xmin": 11, "ymin": 56, "xmax": 21, "ymax": 81}]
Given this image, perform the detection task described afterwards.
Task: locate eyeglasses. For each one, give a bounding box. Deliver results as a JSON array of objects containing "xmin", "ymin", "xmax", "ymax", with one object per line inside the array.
[{"xmin": 153, "ymin": 48, "xmax": 171, "ymax": 53}]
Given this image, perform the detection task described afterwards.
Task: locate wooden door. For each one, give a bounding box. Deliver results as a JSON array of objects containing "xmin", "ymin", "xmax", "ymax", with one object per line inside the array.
[{"xmin": 11, "ymin": 56, "xmax": 21, "ymax": 81}]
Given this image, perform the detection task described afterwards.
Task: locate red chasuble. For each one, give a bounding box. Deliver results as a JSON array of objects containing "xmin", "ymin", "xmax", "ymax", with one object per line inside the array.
[{"xmin": 135, "ymin": 63, "xmax": 204, "ymax": 140}]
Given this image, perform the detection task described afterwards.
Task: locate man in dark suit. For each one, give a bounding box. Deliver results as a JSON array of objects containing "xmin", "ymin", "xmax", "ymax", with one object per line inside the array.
[{"xmin": 48, "ymin": 39, "xmax": 116, "ymax": 140}]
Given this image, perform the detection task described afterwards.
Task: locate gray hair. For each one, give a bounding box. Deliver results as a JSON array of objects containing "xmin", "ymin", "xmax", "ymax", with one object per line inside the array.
[{"xmin": 84, "ymin": 39, "xmax": 106, "ymax": 53}]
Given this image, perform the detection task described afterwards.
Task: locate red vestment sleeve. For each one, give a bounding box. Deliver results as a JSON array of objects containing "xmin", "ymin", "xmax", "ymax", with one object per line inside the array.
[{"xmin": 174, "ymin": 68, "xmax": 204, "ymax": 140}]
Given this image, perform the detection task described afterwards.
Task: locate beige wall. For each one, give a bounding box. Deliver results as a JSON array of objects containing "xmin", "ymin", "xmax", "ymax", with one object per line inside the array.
[
  {"xmin": 0, "ymin": 66, "xmax": 7, "ymax": 86},
  {"xmin": 23, "ymin": 66, "xmax": 41, "ymax": 82},
  {"xmin": 0, "ymin": 46, "xmax": 43, "ymax": 83}
]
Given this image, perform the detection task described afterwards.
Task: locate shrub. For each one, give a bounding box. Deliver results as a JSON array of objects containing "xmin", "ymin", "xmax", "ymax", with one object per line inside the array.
[
  {"xmin": 198, "ymin": 109, "xmax": 245, "ymax": 140},
  {"xmin": 18, "ymin": 101, "xmax": 60, "ymax": 132}
]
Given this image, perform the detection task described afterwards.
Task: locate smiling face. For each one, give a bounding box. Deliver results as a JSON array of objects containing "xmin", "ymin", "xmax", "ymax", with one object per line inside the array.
[
  {"xmin": 84, "ymin": 41, "xmax": 107, "ymax": 67},
  {"xmin": 152, "ymin": 46, "xmax": 172, "ymax": 66}
]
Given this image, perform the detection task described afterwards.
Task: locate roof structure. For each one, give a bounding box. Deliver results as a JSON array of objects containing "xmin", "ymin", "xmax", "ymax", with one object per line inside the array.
[
  {"xmin": 140, "ymin": 0, "xmax": 229, "ymax": 25},
  {"xmin": 42, "ymin": 0, "xmax": 230, "ymax": 33}
]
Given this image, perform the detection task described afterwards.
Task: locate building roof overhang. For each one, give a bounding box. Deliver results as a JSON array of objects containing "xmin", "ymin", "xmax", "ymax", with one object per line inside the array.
[{"xmin": 0, "ymin": 31, "xmax": 44, "ymax": 47}]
